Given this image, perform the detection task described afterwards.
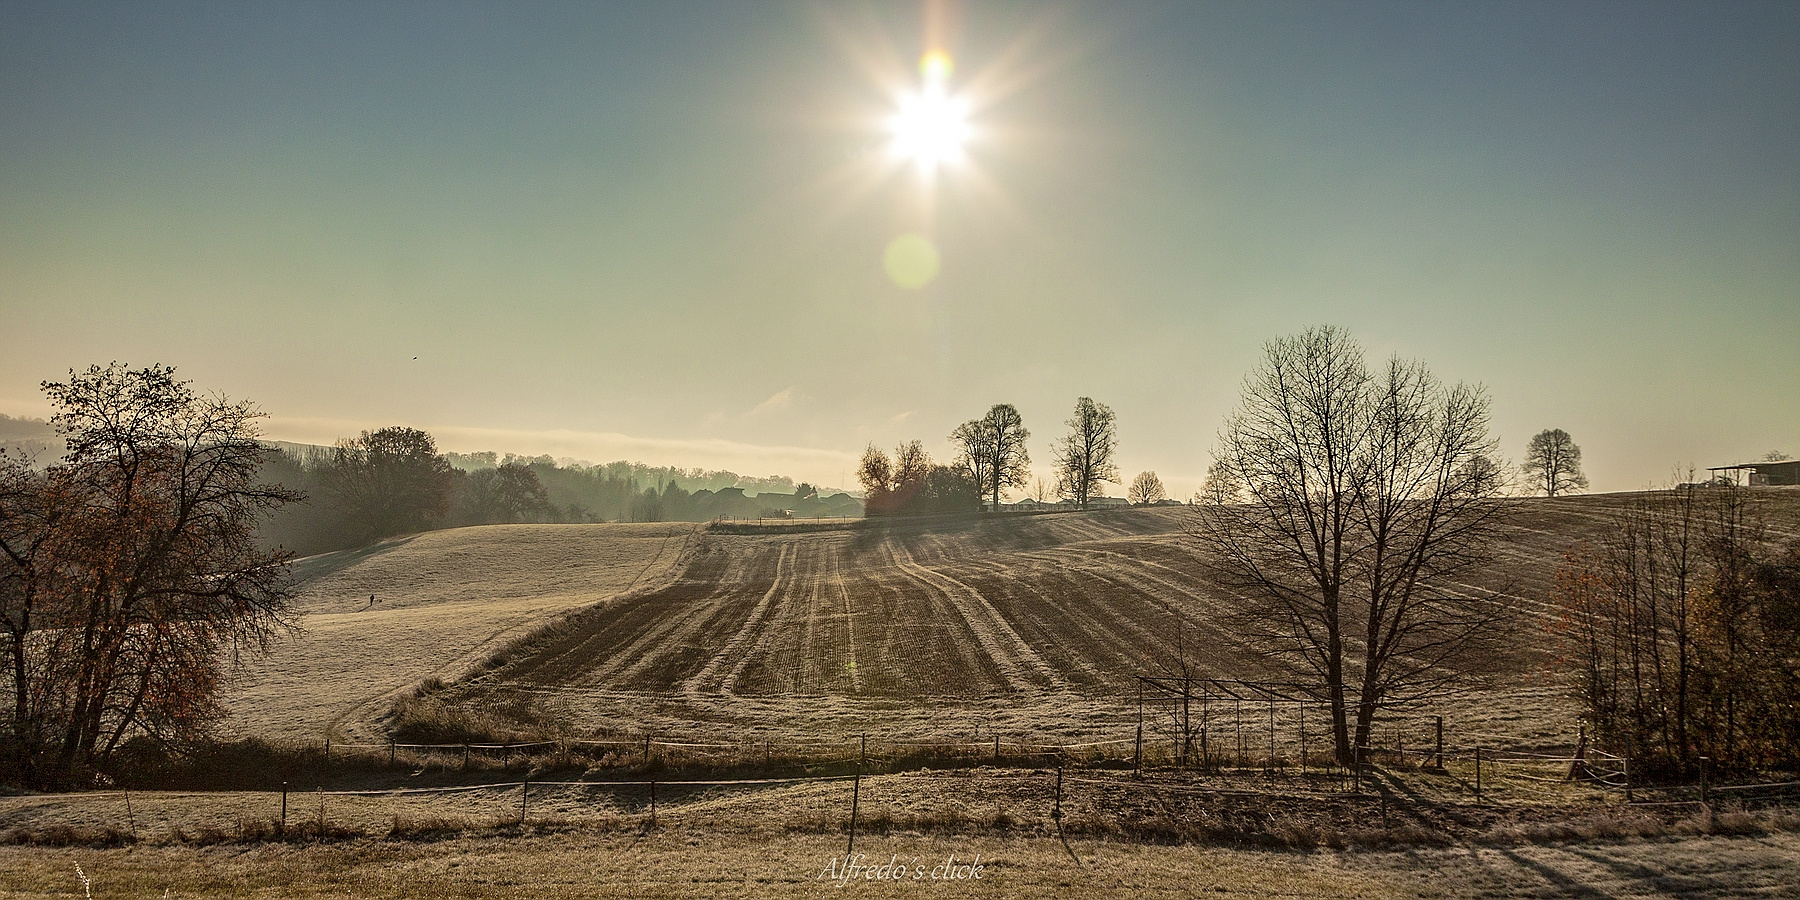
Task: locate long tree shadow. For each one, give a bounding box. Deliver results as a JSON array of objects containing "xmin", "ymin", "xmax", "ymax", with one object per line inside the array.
[
  {"xmin": 1494, "ymin": 846, "xmax": 1621, "ymax": 899},
  {"xmin": 285, "ymin": 534, "xmax": 423, "ymax": 587}
]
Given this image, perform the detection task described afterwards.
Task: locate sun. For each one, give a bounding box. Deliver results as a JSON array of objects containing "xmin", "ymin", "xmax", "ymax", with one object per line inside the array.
[{"xmin": 888, "ymin": 52, "xmax": 969, "ymax": 172}]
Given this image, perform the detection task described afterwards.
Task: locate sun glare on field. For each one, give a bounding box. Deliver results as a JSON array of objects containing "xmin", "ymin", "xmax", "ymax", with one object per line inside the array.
[{"xmin": 888, "ymin": 50, "xmax": 969, "ymax": 172}]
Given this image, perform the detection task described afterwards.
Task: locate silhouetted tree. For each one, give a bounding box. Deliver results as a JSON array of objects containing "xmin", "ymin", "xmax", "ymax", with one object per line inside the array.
[
  {"xmin": 326, "ymin": 427, "xmax": 455, "ymax": 541},
  {"xmin": 857, "ymin": 441, "xmax": 977, "ymax": 517},
  {"xmin": 1052, "ymin": 397, "xmax": 1119, "ymax": 509},
  {"xmin": 890, "ymin": 440, "xmax": 929, "ymax": 509},
  {"xmin": 1128, "ymin": 471, "xmax": 1166, "ymax": 505},
  {"xmin": 454, "ymin": 462, "xmax": 552, "ymax": 524},
  {"xmin": 1522, "ymin": 428, "xmax": 1588, "ymax": 497},
  {"xmin": 857, "ymin": 444, "xmax": 894, "ymax": 515},
  {"xmin": 1199, "ymin": 327, "xmax": 1509, "ymax": 764},
  {"xmin": 1198, "ymin": 458, "xmax": 1241, "ymax": 506},
  {"xmin": 952, "ymin": 404, "xmax": 1030, "ymax": 510},
  {"xmin": 0, "ymin": 364, "xmax": 296, "ymax": 787}
]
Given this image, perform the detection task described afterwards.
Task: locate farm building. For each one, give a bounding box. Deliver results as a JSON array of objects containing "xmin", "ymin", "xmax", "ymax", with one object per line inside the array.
[{"xmin": 1708, "ymin": 459, "xmax": 1800, "ymax": 486}]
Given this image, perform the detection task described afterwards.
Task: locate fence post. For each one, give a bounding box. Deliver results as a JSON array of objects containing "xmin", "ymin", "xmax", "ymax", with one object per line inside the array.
[
  {"xmin": 1567, "ymin": 726, "xmax": 1587, "ymax": 782},
  {"xmin": 1235, "ymin": 699, "xmax": 1243, "ymax": 766},
  {"xmin": 1475, "ymin": 747, "xmax": 1483, "ymax": 803},
  {"xmin": 1299, "ymin": 704, "xmax": 1306, "ymax": 776},
  {"xmin": 1434, "ymin": 716, "xmax": 1444, "ymax": 769},
  {"xmin": 860, "ymin": 732, "xmax": 867, "ymax": 771},
  {"xmin": 1624, "ymin": 757, "xmax": 1633, "ymax": 803},
  {"xmin": 521, "ymin": 775, "xmax": 529, "ymax": 823},
  {"xmin": 1134, "ymin": 723, "xmax": 1143, "ymax": 776},
  {"xmin": 1135, "ymin": 680, "xmax": 1144, "ymax": 775},
  {"xmin": 389, "ymin": 739, "xmax": 396, "ymax": 768},
  {"xmin": 124, "ymin": 789, "xmax": 135, "ymax": 841},
  {"xmin": 280, "ymin": 782, "xmax": 288, "ymax": 833},
  {"xmin": 324, "ymin": 737, "xmax": 330, "ymax": 765},
  {"xmin": 1268, "ymin": 702, "xmax": 1276, "ymax": 777},
  {"xmin": 463, "ymin": 744, "xmax": 470, "ymax": 769},
  {"xmin": 847, "ymin": 772, "xmax": 861, "ymax": 856}
]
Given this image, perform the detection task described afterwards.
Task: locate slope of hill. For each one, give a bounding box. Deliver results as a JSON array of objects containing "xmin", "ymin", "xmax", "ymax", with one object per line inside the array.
[
  {"xmin": 229, "ymin": 489, "xmax": 1800, "ymax": 751},
  {"xmin": 222, "ymin": 522, "xmax": 698, "ymax": 742},
  {"xmin": 439, "ymin": 493, "xmax": 1788, "ymax": 749}
]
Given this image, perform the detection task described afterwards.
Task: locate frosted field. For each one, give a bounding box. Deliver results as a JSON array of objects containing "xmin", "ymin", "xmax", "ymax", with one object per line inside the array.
[{"xmin": 222, "ymin": 523, "xmax": 698, "ymax": 742}]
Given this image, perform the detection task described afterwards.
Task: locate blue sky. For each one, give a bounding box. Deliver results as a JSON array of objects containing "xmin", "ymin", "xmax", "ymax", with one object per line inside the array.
[{"xmin": 3, "ymin": 1, "xmax": 1795, "ymax": 495}]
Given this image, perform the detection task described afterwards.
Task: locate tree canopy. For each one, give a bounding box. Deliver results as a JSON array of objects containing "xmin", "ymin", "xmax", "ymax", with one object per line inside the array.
[
  {"xmin": 1, "ymin": 364, "xmax": 297, "ymax": 787},
  {"xmin": 1052, "ymin": 397, "xmax": 1119, "ymax": 509}
]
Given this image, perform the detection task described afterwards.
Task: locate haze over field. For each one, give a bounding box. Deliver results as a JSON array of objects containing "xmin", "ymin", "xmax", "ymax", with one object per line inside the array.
[{"xmin": 4, "ymin": 2, "xmax": 1797, "ymax": 498}]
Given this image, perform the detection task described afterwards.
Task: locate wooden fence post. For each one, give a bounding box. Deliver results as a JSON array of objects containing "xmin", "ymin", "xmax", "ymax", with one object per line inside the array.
[
  {"xmin": 520, "ymin": 775, "xmax": 529, "ymax": 823},
  {"xmin": 1134, "ymin": 723, "xmax": 1143, "ymax": 776},
  {"xmin": 280, "ymin": 782, "xmax": 288, "ymax": 833},
  {"xmin": 1434, "ymin": 716, "xmax": 1444, "ymax": 769},
  {"xmin": 1475, "ymin": 747, "xmax": 1483, "ymax": 803},
  {"xmin": 1299, "ymin": 704, "xmax": 1307, "ymax": 776},
  {"xmin": 389, "ymin": 739, "xmax": 396, "ymax": 767},
  {"xmin": 1135, "ymin": 680, "xmax": 1144, "ymax": 775},
  {"xmin": 993, "ymin": 735, "xmax": 1000, "ymax": 764},
  {"xmin": 1234, "ymin": 699, "xmax": 1243, "ymax": 766},
  {"xmin": 847, "ymin": 773, "xmax": 861, "ymax": 856},
  {"xmin": 1267, "ymin": 702, "xmax": 1276, "ymax": 776},
  {"xmin": 1624, "ymin": 757, "xmax": 1633, "ymax": 803}
]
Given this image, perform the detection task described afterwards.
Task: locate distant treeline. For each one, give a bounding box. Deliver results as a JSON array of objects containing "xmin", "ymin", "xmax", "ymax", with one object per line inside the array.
[
  {"xmin": 0, "ymin": 414, "xmax": 60, "ymax": 462},
  {"xmin": 257, "ymin": 429, "xmax": 860, "ymax": 556}
]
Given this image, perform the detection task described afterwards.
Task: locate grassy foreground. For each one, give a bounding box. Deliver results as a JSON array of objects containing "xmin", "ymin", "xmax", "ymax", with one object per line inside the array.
[{"xmin": 5, "ymin": 828, "xmax": 1799, "ymax": 899}]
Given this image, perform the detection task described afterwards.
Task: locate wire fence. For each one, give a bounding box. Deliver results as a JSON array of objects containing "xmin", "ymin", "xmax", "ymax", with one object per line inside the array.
[{"xmin": 8, "ymin": 751, "xmax": 1796, "ymax": 851}]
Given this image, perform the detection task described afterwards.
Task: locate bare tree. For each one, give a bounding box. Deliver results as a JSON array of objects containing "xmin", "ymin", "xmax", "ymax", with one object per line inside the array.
[
  {"xmin": 1522, "ymin": 428, "xmax": 1588, "ymax": 497},
  {"xmin": 1198, "ymin": 458, "xmax": 1242, "ymax": 506},
  {"xmin": 0, "ymin": 364, "xmax": 297, "ymax": 787},
  {"xmin": 1128, "ymin": 471, "xmax": 1166, "ymax": 506},
  {"xmin": 1052, "ymin": 397, "xmax": 1119, "ymax": 509},
  {"xmin": 892, "ymin": 440, "xmax": 931, "ymax": 509},
  {"xmin": 951, "ymin": 404, "xmax": 1030, "ymax": 510},
  {"xmin": 856, "ymin": 444, "xmax": 892, "ymax": 515},
  {"xmin": 1198, "ymin": 327, "xmax": 1509, "ymax": 764}
]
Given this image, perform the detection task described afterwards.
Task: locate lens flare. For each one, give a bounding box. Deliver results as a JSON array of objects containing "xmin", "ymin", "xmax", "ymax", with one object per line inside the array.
[
  {"xmin": 883, "ymin": 233, "xmax": 941, "ymax": 288},
  {"xmin": 920, "ymin": 50, "xmax": 954, "ymax": 85}
]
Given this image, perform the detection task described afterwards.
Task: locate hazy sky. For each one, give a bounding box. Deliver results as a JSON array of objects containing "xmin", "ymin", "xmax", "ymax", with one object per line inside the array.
[{"xmin": 3, "ymin": 1, "xmax": 1796, "ymax": 496}]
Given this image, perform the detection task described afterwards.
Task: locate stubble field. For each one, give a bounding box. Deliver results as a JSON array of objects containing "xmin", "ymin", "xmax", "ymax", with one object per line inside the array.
[{"xmin": 222, "ymin": 523, "xmax": 697, "ymax": 743}]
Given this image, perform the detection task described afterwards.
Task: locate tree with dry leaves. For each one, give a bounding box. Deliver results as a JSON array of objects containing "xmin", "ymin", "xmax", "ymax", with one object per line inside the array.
[{"xmin": 1, "ymin": 364, "xmax": 297, "ymax": 787}]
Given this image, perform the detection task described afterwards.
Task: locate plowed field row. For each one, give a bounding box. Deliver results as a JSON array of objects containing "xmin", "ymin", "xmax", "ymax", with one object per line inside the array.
[{"xmin": 451, "ymin": 497, "xmax": 1750, "ymax": 743}]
